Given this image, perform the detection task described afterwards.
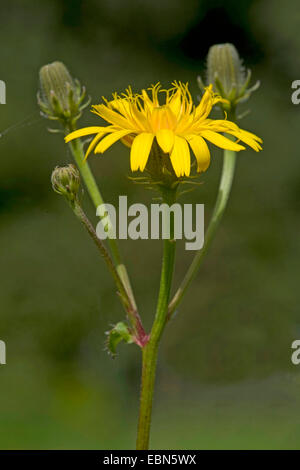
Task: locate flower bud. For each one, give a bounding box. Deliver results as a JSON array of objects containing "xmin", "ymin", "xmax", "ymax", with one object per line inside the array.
[
  {"xmin": 51, "ymin": 164, "xmax": 80, "ymax": 202},
  {"xmin": 38, "ymin": 61, "xmax": 88, "ymax": 126},
  {"xmin": 198, "ymin": 43, "xmax": 260, "ymax": 116}
]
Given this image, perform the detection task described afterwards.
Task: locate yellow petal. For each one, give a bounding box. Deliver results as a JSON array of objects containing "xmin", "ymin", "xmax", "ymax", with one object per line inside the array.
[
  {"xmin": 84, "ymin": 133, "xmax": 106, "ymax": 161},
  {"xmin": 228, "ymin": 130, "xmax": 262, "ymax": 152},
  {"xmin": 207, "ymin": 119, "xmax": 240, "ymax": 132},
  {"xmin": 206, "ymin": 120, "xmax": 263, "ymax": 151},
  {"xmin": 121, "ymin": 134, "xmax": 135, "ymax": 148},
  {"xmin": 151, "ymin": 106, "xmax": 177, "ymax": 131},
  {"xmin": 64, "ymin": 127, "xmax": 108, "ymax": 143},
  {"xmin": 92, "ymin": 104, "xmax": 131, "ymax": 129},
  {"xmin": 130, "ymin": 133, "xmax": 154, "ymax": 171},
  {"xmin": 168, "ymin": 90, "xmax": 182, "ymax": 117},
  {"xmin": 187, "ymin": 135, "xmax": 211, "ymax": 172},
  {"xmin": 109, "ymin": 98, "xmax": 131, "ymax": 117},
  {"xmin": 240, "ymin": 129, "xmax": 262, "ymax": 144},
  {"xmin": 231, "ymin": 129, "xmax": 263, "ymax": 151},
  {"xmin": 156, "ymin": 129, "xmax": 174, "ymax": 153},
  {"xmin": 201, "ymin": 130, "xmax": 245, "ymax": 151},
  {"xmin": 130, "ymin": 104, "xmax": 150, "ymax": 131},
  {"xmin": 110, "ymin": 97, "xmax": 147, "ymax": 130},
  {"xmin": 170, "ymin": 136, "xmax": 191, "ymax": 177},
  {"xmin": 95, "ymin": 129, "xmax": 131, "ymax": 153},
  {"xmin": 142, "ymin": 89, "xmax": 155, "ymax": 112},
  {"xmin": 195, "ymin": 85, "xmax": 213, "ymax": 119}
]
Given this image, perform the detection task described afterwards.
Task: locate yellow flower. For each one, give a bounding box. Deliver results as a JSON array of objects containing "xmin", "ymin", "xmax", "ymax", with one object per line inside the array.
[{"xmin": 65, "ymin": 82, "xmax": 262, "ymax": 178}]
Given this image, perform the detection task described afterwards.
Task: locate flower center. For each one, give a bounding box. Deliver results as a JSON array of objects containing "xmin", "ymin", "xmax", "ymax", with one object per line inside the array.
[{"xmin": 151, "ymin": 105, "xmax": 177, "ymax": 131}]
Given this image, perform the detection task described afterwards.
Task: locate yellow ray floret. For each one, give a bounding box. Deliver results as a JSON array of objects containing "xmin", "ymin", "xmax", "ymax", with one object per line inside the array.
[{"xmin": 65, "ymin": 82, "xmax": 262, "ymax": 177}]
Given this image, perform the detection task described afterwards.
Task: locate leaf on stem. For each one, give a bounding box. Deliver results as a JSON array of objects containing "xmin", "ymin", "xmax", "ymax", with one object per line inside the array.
[{"xmin": 105, "ymin": 322, "xmax": 134, "ymax": 358}]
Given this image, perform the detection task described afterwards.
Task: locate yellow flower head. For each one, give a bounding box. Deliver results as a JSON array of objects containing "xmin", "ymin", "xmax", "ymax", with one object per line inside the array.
[{"xmin": 65, "ymin": 82, "xmax": 262, "ymax": 178}]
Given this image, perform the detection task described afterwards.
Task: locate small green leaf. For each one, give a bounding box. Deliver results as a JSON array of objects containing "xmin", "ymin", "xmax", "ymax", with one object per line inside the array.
[{"xmin": 105, "ymin": 322, "xmax": 134, "ymax": 358}]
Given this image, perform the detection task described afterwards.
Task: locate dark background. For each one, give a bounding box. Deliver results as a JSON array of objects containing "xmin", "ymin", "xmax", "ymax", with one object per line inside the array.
[{"xmin": 0, "ymin": 0, "xmax": 300, "ymax": 449}]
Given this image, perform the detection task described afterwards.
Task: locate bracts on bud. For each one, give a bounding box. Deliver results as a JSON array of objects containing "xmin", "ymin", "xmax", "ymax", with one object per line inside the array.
[
  {"xmin": 38, "ymin": 61, "xmax": 89, "ymax": 128},
  {"xmin": 198, "ymin": 43, "xmax": 260, "ymax": 117},
  {"xmin": 51, "ymin": 164, "xmax": 81, "ymax": 204}
]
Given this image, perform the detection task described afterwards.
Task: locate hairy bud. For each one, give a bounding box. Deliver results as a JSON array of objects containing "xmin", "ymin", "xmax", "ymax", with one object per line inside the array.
[
  {"xmin": 198, "ymin": 43, "xmax": 260, "ymax": 116},
  {"xmin": 51, "ymin": 164, "xmax": 80, "ymax": 203},
  {"xmin": 38, "ymin": 61, "xmax": 89, "ymax": 127}
]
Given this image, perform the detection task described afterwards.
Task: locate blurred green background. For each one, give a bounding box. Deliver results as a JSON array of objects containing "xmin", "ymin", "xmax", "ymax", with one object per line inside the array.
[{"xmin": 0, "ymin": 0, "xmax": 300, "ymax": 450}]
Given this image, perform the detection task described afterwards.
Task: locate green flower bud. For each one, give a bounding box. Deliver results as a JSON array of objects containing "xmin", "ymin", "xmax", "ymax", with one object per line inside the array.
[
  {"xmin": 38, "ymin": 61, "xmax": 89, "ymax": 126},
  {"xmin": 198, "ymin": 43, "xmax": 260, "ymax": 117},
  {"xmin": 51, "ymin": 164, "xmax": 80, "ymax": 203}
]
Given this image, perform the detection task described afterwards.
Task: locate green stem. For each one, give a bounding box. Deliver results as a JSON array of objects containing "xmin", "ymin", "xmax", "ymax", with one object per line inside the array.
[
  {"xmin": 136, "ymin": 197, "xmax": 176, "ymax": 450},
  {"xmin": 168, "ymin": 148, "xmax": 236, "ymax": 318},
  {"xmin": 136, "ymin": 342, "xmax": 159, "ymax": 450},
  {"xmin": 68, "ymin": 136, "xmax": 121, "ymax": 265},
  {"xmin": 72, "ymin": 203, "xmax": 128, "ymax": 307},
  {"xmin": 72, "ymin": 201, "xmax": 144, "ymax": 336},
  {"xmin": 67, "ymin": 129, "xmax": 138, "ymax": 313}
]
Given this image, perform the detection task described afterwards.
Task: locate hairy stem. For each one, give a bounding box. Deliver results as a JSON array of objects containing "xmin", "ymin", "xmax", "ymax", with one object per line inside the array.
[
  {"xmin": 72, "ymin": 201, "xmax": 145, "ymax": 341},
  {"xmin": 136, "ymin": 197, "xmax": 176, "ymax": 450},
  {"xmin": 168, "ymin": 148, "xmax": 237, "ymax": 318},
  {"xmin": 66, "ymin": 128, "xmax": 138, "ymax": 313}
]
